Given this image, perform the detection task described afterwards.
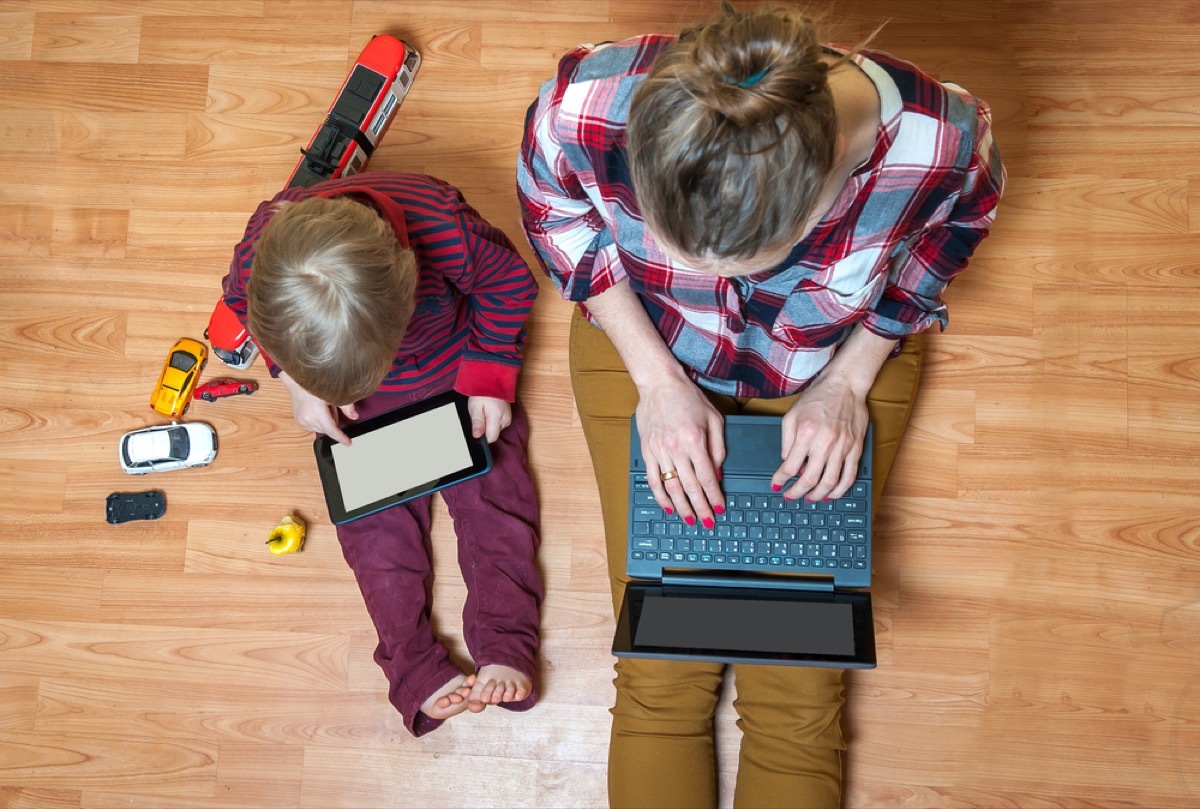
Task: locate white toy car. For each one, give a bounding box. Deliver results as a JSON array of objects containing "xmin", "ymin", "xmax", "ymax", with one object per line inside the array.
[{"xmin": 119, "ymin": 422, "xmax": 217, "ymax": 474}]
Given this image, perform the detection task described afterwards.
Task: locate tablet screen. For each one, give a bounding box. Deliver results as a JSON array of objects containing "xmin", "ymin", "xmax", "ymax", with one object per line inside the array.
[
  {"xmin": 313, "ymin": 391, "xmax": 492, "ymax": 524},
  {"xmin": 331, "ymin": 401, "xmax": 473, "ymax": 511}
]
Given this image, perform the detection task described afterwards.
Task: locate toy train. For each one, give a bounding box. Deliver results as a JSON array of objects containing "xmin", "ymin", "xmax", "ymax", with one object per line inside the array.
[
  {"xmin": 207, "ymin": 34, "xmax": 420, "ymax": 368},
  {"xmin": 287, "ymin": 34, "xmax": 421, "ymax": 189}
]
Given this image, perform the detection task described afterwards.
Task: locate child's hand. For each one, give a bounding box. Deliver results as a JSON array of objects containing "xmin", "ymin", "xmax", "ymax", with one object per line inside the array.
[
  {"xmin": 279, "ymin": 371, "xmax": 357, "ymax": 446},
  {"xmin": 467, "ymin": 396, "xmax": 511, "ymax": 443}
]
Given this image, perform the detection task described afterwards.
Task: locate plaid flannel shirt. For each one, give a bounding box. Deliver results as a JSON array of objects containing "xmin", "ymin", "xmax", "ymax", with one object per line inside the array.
[{"xmin": 518, "ymin": 36, "xmax": 1005, "ymax": 398}]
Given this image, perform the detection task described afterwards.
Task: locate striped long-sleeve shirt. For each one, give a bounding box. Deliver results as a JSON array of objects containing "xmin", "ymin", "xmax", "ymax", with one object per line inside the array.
[
  {"xmin": 223, "ymin": 172, "xmax": 537, "ymax": 401},
  {"xmin": 518, "ymin": 36, "xmax": 1006, "ymax": 398}
]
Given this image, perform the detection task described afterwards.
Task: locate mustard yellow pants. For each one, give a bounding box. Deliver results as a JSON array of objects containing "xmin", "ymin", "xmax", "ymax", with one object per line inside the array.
[{"xmin": 568, "ymin": 309, "xmax": 923, "ymax": 809}]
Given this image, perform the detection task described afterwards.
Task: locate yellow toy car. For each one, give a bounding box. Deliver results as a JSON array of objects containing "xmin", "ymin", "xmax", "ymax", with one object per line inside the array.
[{"xmin": 150, "ymin": 338, "xmax": 208, "ymax": 418}]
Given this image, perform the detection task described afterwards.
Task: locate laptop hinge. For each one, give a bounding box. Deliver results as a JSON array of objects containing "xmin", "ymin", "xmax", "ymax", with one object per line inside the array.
[{"xmin": 661, "ymin": 569, "xmax": 836, "ymax": 593}]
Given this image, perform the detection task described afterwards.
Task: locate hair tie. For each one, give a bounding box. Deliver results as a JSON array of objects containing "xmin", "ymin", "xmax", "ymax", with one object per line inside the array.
[{"xmin": 732, "ymin": 67, "xmax": 768, "ymax": 88}]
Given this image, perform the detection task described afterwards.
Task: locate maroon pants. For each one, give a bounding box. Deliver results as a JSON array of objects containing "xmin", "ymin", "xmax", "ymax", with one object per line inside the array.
[{"xmin": 333, "ymin": 388, "xmax": 542, "ymax": 736}]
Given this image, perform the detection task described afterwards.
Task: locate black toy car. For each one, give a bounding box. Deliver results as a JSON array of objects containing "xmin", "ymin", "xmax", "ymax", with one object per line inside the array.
[{"xmin": 106, "ymin": 490, "xmax": 167, "ymax": 524}]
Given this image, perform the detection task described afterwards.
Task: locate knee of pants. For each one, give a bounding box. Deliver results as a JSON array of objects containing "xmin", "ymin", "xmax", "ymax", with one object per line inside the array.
[
  {"xmin": 611, "ymin": 658, "xmax": 725, "ymax": 730},
  {"xmin": 732, "ymin": 665, "xmax": 847, "ymax": 752}
]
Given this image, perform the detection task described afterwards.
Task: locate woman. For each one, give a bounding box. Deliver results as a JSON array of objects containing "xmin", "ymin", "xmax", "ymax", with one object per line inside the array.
[{"xmin": 518, "ymin": 4, "xmax": 1004, "ymax": 806}]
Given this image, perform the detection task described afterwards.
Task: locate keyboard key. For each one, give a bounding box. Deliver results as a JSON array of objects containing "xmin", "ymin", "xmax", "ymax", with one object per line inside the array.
[{"xmin": 633, "ymin": 522, "xmax": 650, "ymax": 535}]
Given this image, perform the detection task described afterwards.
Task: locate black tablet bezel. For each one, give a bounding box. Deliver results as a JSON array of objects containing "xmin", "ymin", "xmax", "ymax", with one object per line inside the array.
[
  {"xmin": 313, "ymin": 390, "xmax": 492, "ymax": 525},
  {"xmin": 613, "ymin": 581, "xmax": 876, "ymax": 669}
]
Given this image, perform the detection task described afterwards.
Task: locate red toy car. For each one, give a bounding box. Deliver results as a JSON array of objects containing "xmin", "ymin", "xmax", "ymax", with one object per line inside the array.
[
  {"xmin": 205, "ymin": 298, "xmax": 259, "ymax": 370},
  {"xmin": 194, "ymin": 377, "xmax": 259, "ymax": 402},
  {"xmin": 286, "ymin": 34, "xmax": 421, "ymax": 188}
]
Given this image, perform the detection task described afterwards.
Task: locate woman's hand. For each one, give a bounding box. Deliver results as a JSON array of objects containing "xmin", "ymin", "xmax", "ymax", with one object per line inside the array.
[
  {"xmin": 582, "ymin": 280, "xmax": 728, "ymax": 527},
  {"xmin": 772, "ymin": 376, "xmax": 868, "ymax": 502},
  {"xmin": 467, "ymin": 396, "xmax": 512, "ymax": 443},
  {"xmin": 770, "ymin": 324, "xmax": 898, "ymax": 501},
  {"xmin": 635, "ymin": 373, "xmax": 726, "ymax": 528},
  {"xmin": 278, "ymin": 371, "xmax": 357, "ymax": 446}
]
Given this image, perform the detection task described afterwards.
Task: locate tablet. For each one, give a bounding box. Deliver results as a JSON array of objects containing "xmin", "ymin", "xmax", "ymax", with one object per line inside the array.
[{"xmin": 313, "ymin": 391, "xmax": 492, "ymax": 524}]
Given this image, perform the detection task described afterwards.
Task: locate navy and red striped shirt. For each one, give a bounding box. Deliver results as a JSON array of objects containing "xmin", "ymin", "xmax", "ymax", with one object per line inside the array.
[{"xmin": 222, "ymin": 172, "xmax": 537, "ymax": 402}]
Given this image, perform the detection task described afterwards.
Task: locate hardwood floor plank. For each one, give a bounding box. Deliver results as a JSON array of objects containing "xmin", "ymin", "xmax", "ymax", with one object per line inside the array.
[
  {"xmin": 29, "ymin": 13, "xmax": 141, "ymax": 63},
  {"xmin": 2, "ymin": 619, "xmax": 349, "ymax": 691},
  {"xmin": 0, "ymin": 730, "xmax": 217, "ymax": 795}
]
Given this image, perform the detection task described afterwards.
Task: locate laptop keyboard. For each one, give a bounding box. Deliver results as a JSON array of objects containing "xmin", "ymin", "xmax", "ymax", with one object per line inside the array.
[{"xmin": 629, "ymin": 476, "xmax": 870, "ymax": 572}]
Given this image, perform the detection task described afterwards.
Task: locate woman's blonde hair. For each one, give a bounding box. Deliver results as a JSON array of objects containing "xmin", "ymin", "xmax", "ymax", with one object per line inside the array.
[
  {"xmin": 247, "ymin": 196, "xmax": 417, "ymax": 405},
  {"xmin": 628, "ymin": 3, "xmax": 848, "ymax": 263}
]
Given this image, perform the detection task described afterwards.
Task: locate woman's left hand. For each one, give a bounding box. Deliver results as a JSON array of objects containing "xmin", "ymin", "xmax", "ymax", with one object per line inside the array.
[
  {"xmin": 770, "ymin": 324, "xmax": 898, "ymax": 501},
  {"xmin": 467, "ymin": 396, "xmax": 512, "ymax": 443},
  {"xmin": 772, "ymin": 376, "xmax": 869, "ymax": 502}
]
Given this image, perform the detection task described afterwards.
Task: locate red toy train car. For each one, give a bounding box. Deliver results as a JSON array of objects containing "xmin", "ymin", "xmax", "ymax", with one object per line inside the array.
[{"xmin": 286, "ymin": 34, "xmax": 421, "ymax": 188}]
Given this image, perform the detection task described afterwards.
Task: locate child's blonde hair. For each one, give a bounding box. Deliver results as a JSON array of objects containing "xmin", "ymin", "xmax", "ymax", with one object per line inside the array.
[
  {"xmin": 628, "ymin": 3, "xmax": 847, "ymax": 263},
  {"xmin": 247, "ymin": 196, "xmax": 417, "ymax": 405}
]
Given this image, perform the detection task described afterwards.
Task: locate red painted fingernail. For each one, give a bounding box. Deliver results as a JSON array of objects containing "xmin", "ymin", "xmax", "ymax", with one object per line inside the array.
[
  {"xmin": 684, "ymin": 515, "xmax": 696, "ymax": 526},
  {"xmin": 702, "ymin": 517, "xmax": 715, "ymax": 530},
  {"xmin": 717, "ymin": 469, "xmax": 723, "ymax": 481},
  {"xmin": 772, "ymin": 484, "xmax": 781, "ymax": 492},
  {"xmin": 714, "ymin": 504, "xmax": 725, "ymax": 516},
  {"xmin": 664, "ymin": 506, "xmax": 674, "ymax": 516}
]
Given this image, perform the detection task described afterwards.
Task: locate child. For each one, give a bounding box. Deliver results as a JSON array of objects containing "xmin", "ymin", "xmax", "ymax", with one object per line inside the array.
[{"xmin": 221, "ymin": 172, "xmax": 542, "ymax": 737}]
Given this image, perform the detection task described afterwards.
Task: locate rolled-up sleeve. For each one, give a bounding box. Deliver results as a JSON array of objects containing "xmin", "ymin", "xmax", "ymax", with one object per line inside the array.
[
  {"xmin": 865, "ymin": 96, "xmax": 1006, "ymax": 338},
  {"xmin": 517, "ymin": 49, "xmax": 626, "ymax": 304}
]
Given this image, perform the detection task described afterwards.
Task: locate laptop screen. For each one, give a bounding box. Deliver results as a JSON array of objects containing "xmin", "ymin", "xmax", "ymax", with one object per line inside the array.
[{"xmin": 614, "ymin": 582, "xmax": 876, "ymax": 669}]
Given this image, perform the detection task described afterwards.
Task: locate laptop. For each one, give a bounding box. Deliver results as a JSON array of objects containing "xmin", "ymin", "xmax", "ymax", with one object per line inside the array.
[{"xmin": 612, "ymin": 415, "xmax": 877, "ymax": 668}]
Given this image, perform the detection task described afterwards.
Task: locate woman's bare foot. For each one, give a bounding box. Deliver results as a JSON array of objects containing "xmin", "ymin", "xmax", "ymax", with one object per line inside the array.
[
  {"xmin": 420, "ymin": 673, "xmax": 476, "ymax": 721},
  {"xmin": 467, "ymin": 665, "xmax": 532, "ymax": 713}
]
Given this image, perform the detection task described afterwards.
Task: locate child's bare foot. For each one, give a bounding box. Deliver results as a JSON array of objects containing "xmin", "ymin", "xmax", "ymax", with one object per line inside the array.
[
  {"xmin": 467, "ymin": 665, "xmax": 532, "ymax": 713},
  {"xmin": 420, "ymin": 673, "xmax": 476, "ymax": 721}
]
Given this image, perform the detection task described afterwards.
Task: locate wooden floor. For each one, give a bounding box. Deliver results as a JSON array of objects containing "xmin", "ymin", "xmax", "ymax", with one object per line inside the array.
[{"xmin": 2, "ymin": 1, "xmax": 1199, "ymax": 806}]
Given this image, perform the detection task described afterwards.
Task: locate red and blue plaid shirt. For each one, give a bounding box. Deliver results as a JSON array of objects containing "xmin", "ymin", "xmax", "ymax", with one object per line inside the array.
[
  {"xmin": 223, "ymin": 173, "xmax": 537, "ymax": 402},
  {"xmin": 518, "ymin": 36, "xmax": 1006, "ymax": 398}
]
